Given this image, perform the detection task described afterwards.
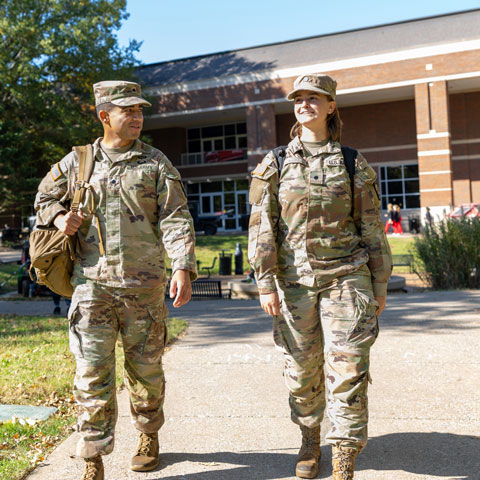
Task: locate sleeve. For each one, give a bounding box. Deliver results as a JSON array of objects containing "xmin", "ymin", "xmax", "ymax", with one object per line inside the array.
[
  {"xmin": 247, "ymin": 153, "xmax": 280, "ymax": 294},
  {"xmin": 157, "ymin": 157, "xmax": 197, "ymax": 281},
  {"xmin": 352, "ymin": 153, "xmax": 393, "ymax": 297},
  {"xmin": 34, "ymin": 153, "xmax": 75, "ymax": 227}
]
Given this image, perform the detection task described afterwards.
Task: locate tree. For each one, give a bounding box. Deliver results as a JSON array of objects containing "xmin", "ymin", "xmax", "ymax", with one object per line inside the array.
[{"xmin": 0, "ymin": 0, "xmax": 141, "ymax": 217}]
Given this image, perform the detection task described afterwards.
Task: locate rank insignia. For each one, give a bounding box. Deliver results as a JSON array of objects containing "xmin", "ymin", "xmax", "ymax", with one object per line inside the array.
[{"xmin": 50, "ymin": 163, "xmax": 63, "ymax": 181}]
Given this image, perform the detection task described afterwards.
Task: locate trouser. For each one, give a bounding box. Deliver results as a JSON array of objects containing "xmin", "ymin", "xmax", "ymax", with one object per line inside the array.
[
  {"xmin": 275, "ymin": 266, "xmax": 379, "ymax": 451},
  {"xmin": 52, "ymin": 292, "xmax": 71, "ymax": 308},
  {"xmin": 384, "ymin": 219, "xmax": 393, "ymax": 234},
  {"xmin": 68, "ymin": 282, "xmax": 168, "ymax": 458}
]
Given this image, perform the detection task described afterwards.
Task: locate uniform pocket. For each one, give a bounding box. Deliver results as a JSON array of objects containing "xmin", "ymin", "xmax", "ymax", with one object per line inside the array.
[
  {"xmin": 249, "ymin": 178, "xmax": 268, "ymax": 205},
  {"xmin": 347, "ymin": 288, "xmax": 379, "ymax": 347},
  {"xmin": 68, "ymin": 306, "xmax": 84, "ymax": 358},
  {"xmin": 249, "ymin": 164, "xmax": 277, "ymax": 205},
  {"xmin": 144, "ymin": 303, "xmax": 168, "ymax": 357}
]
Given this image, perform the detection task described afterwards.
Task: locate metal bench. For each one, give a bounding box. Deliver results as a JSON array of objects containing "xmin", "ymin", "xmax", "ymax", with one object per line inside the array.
[
  {"xmin": 201, "ymin": 257, "xmax": 217, "ymax": 278},
  {"xmin": 392, "ymin": 254, "xmax": 414, "ymax": 272},
  {"xmin": 166, "ymin": 279, "xmax": 231, "ymax": 299}
]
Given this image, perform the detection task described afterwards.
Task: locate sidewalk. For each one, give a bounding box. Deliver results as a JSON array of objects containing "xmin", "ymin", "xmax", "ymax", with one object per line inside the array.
[
  {"xmin": 0, "ymin": 246, "xmax": 21, "ymax": 264},
  {"xmin": 4, "ymin": 289, "xmax": 477, "ymax": 479}
]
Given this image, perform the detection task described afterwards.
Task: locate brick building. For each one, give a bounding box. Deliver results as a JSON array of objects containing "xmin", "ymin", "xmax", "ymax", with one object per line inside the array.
[{"xmin": 137, "ymin": 9, "xmax": 480, "ymax": 232}]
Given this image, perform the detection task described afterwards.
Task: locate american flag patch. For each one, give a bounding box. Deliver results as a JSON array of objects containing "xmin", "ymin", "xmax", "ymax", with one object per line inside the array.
[{"xmin": 50, "ymin": 163, "xmax": 63, "ymax": 181}]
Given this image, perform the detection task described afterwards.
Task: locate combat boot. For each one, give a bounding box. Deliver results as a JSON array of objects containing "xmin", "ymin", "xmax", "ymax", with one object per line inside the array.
[
  {"xmin": 331, "ymin": 446, "xmax": 358, "ymax": 480},
  {"xmin": 81, "ymin": 456, "xmax": 104, "ymax": 480},
  {"xmin": 130, "ymin": 431, "xmax": 159, "ymax": 472},
  {"xmin": 295, "ymin": 425, "xmax": 321, "ymax": 479}
]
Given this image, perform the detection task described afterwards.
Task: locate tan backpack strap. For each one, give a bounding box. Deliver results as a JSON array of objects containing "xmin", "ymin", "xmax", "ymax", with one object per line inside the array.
[
  {"xmin": 69, "ymin": 145, "xmax": 105, "ymax": 256},
  {"xmin": 82, "ymin": 144, "xmax": 95, "ymax": 182},
  {"xmin": 71, "ymin": 146, "xmax": 86, "ymax": 212}
]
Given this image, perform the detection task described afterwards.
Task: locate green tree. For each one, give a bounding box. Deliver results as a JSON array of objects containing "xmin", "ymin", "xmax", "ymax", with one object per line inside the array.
[{"xmin": 0, "ymin": 0, "xmax": 141, "ymax": 216}]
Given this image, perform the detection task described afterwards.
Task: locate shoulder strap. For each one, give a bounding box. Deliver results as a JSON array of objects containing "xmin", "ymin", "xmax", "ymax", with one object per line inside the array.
[
  {"xmin": 69, "ymin": 144, "xmax": 105, "ymax": 256},
  {"xmin": 272, "ymin": 145, "xmax": 288, "ymax": 173},
  {"xmin": 71, "ymin": 145, "xmax": 94, "ymax": 212},
  {"xmin": 341, "ymin": 146, "xmax": 358, "ymax": 219}
]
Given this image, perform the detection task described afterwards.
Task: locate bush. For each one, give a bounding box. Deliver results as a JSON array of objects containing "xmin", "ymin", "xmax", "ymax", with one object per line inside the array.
[{"xmin": 412, "ymin": 217, "xmax": 480, "ymax": 289}]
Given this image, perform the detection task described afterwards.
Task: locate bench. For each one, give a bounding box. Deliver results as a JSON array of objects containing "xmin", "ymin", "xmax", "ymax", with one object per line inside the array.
[
  {"xmin": 166, "ymin": 279, "xmax": 231, "ymax": 299},
  {"xmin": 392, "ymin": 254, "xmax": 414, "ymax": 272},
  {"xmin": 201, "ymin": 257, "xmax": 217, "ymax": 278}
]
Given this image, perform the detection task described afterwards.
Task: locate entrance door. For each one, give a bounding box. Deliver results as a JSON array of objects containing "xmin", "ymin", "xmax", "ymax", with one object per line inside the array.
[
  {"xmin": 222, "ymin": 191, "xmax": 249, "ymax": 231},
  {"xmin": 201, "ymin": 194, "xmax": 223, "ymax": 215}
]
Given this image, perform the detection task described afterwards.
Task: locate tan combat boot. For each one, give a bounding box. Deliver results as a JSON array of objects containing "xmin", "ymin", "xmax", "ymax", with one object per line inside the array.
[
  {"xmin": 130, "ymin": 431, "xmax": 159, "ymax": 472},
  {"xmin": 81, "ymin": 456, "xmax": 104, "ymax": 480},
  {"xmin": 331, "ymin": 446, "xmax": 358, "ymax": 480},
  {"xmin": 295, "ymin": 425, "xmax": 321, "ymax": 479}
]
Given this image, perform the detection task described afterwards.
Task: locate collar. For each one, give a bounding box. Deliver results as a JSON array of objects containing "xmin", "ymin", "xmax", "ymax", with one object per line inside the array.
[
  {"xmin": 94, "ymin": 138, "xmax": 148, "ymax": 163},
  {"xmin": 288, "ymin": 136, "xmax": 341, "ymax": 156}
]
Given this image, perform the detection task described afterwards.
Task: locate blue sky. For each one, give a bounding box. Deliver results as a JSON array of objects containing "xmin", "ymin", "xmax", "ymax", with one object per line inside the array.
[{"xmin": 117, "ymin": 1, "xmax": 480, "ymax": 65}]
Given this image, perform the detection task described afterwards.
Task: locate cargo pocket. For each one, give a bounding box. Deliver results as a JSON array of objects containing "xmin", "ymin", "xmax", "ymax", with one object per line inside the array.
[
  {"xmin": 249, "ymin": 178, "xmax": 269, "ymax": 205},
  {"xmin": 68, "ymin": 305, "xmax": 84, "ymax": 358},
  {"xmin": 144, "ymin": 303, "xmax": 168, "ymax": 359},
  {"xmin": 347, "ymin": 288, "xmax": 379, "ymax": 347}
]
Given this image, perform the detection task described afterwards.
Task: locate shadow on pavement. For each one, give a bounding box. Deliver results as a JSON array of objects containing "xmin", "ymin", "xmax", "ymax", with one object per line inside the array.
[
  {"xmin": 359, "ymin": 431, "xmax": 479, "ymax": 479},
  {"xmin": 148, "ymin": 431, "xmax": 479, "ymax": 479},
  {"xmin": 170, "ymin": 301, "xmax": 273, "ymax": 346},
  {"xmin": 148, "ymin": 450, "xmax": 300, "ymax": 480},
  {"xmin": 380, "ymin": 291, "xmax": 480, "ymax": 333}
]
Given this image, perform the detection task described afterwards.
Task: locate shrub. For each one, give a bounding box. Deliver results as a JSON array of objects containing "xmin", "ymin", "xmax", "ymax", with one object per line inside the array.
[{"xmin": 412, "ymin": 217, "xmax": 480, "ymax": 289}]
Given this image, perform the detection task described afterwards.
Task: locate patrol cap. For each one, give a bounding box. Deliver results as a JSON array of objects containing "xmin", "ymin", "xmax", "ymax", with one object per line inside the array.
[
  {"xmin": 93, "ymin": 80, "xmax": 152, "ymax": 107},
  {"xmin": 287, "ymin": 74, "xmax": 337, "ymax": 101}
]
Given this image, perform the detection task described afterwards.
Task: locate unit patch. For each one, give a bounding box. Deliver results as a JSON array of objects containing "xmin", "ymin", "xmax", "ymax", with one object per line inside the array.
[
  {"xmin": 50, "ymin": 163, "xmax": 63, "ymax": 181},
  {"xmin": 325, "ymin": 159, "xmax": 343, "ymax": 166},
  {"xmin": 252, "ymin": 163, "xmax": 269, "ymax": 177}
]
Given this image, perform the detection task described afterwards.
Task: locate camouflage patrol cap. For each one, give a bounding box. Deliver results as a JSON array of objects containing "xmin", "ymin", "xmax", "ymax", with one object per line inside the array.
[
  {"xmin": 287, "ymin": 74, "xmax": 337, "ymax": 100},
  {"xmin": 93, "ymin": 80, "xmax": 152, "ymax": 107}
]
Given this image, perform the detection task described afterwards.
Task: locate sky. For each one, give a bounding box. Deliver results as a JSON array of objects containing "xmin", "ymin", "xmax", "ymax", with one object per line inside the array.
[{"xmin": 117, "ymin": 0, "xmax": 480, "ymax": 65}]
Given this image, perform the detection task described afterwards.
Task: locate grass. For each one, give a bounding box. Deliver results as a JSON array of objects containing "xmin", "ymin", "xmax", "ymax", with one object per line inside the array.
[
  {"xmin": 191, "ymin": 233, "xmax": 416, "ymax": 276},
  {"xmin": 387, "ymin": 235, "xmax": 417, "ymax": 273},
  {"xmin": 0, "ymin": 264, "xmax": 20, "ymax": 293},
  {"xmin": 195, "ymin": 234, "xmax": 250, "ymax": 274},
  {"xmin": 164, "ymin": 234, "xmax": 251, "ymax": 276},
  {"xmin": 387, "ymin": 235, "xmax": 415, "ymax": 256},
  {"xmin": 0, "ymin": 314, "xmax": 187, "ymax": 480},
  {"xmin": 1, "ymin": 235, "xmax": 417, "ymax": 290}
]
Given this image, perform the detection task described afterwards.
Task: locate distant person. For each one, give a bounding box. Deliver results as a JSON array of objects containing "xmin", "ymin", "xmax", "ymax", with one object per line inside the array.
[
  {"xmin": 384, "ymin": 203, "xmax": 394, "ymax": 233},
  {"xmin": 392, "ymin": 204, "xmax": 403, "ymax": 234},
  {"xmin": 248, "ymin": 74, "xmax": 392, "ymax": 480},
  {"xmin": 1, "ymin": 224, "xmax": 11, "ymax": 246},
  {"xmin": 425, "ymin": 206, "xmax": 432, "ymax": 227},
  {"xmin": 51, "ymin": 291, "xmax": 71, "ymax": 316}
]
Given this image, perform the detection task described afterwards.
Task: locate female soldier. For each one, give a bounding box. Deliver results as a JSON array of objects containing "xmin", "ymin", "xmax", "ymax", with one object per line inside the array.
[{"xmin": 248, "ymin": 74, "xmax": 392, "ymax": 480}]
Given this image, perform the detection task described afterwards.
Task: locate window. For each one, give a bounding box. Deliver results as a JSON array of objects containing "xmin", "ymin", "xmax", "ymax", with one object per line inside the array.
[
  {"xmin": 185, "ymin": 179, "xmax": 250, "ymax": 231},
  {"xmin": 187, "ymin": 122, "xmax": 247, "ymax": 153},
  {"xmin": 379, "ymin": 164, "xmax": 420, "ymax": 210}
]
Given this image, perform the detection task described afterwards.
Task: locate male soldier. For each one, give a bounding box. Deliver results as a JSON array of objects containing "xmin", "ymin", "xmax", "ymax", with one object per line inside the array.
[{"xmin": 35, "ymin": 81, "xmax": 197, "ymax": 480}]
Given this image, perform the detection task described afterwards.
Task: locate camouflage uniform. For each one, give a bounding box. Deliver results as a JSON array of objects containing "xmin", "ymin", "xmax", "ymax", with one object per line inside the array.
[
  {"xmin": 35, "ymin": 124, "xmax": 197, "ymax": 456},
  {"xmin": 248, "ymin": 136, "xmax": 392, "ymax": 450}
]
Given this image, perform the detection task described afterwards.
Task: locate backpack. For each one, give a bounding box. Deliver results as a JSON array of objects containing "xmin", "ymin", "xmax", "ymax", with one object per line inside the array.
[
  {"xmin": 29, "ymin": 145, "xmax": 96, "ymax": 298},
  {"xmin": 271, "ymin": 145, "xmax": 358, "ymax": 218}
]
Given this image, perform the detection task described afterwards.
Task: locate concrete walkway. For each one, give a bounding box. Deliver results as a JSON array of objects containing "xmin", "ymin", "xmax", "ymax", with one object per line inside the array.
[
  {"xmin": 0, "ymin": 247, "xmax": 21, "ymax": 264},
  {"xmin": 1, "ymin": 290, "xmax": 478, "ymax": 479}
]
